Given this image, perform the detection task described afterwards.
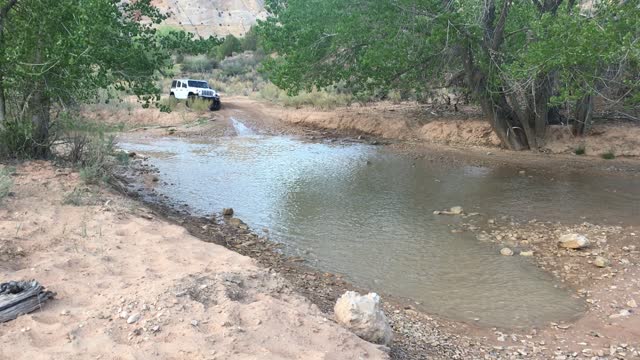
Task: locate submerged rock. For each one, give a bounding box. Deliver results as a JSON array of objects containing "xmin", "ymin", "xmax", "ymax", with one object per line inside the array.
[
  {"xmin": 558, "ymin": 234, "xmax": 590, "ymax": 249},
  {"xmin": 334, "ymin": 291, "xmax": 392, "ymax": 345},
  {"xmin": 500, "ymin": 247, "xmax": 514, "ymax": 256}
]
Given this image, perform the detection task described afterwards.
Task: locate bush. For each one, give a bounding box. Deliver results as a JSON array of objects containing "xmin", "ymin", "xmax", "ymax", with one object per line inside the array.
[
  {"xmin": 0, "ymin": 119, "xmax": 34, "ymax": 159},
  {"xmin": 257, "ymin": 83, "xmax": 352, "ymax": 109},
  {"xmin": 574, "ymin": 145, "xmax": 586, "ymax": 155},
  {"xmin": 0, "ymin": 167, "xmax": 13, "ymax": 203},
  {"xmin": 187, "ymin": 98, "xmax": 212, "ymax": 112},
  {"xmin": 601, "ymin": 151, "xmax": 615, "ymax": 160},
  {"xmin": 217, "ymin": 34, "xmax": 242, "ymax": 60},
  {"xmin": 181, "ymin": 55, "xmax": 218, "ymax": 73}
]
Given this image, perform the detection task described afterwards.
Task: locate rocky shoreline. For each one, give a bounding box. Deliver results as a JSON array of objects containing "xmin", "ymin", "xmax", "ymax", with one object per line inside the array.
[{"xmin": 113, "ymin": 151, "xmax": 640, "ymax": 359}]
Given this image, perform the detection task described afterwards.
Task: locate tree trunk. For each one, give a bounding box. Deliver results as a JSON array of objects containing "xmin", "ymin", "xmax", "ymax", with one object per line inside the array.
[
  {"xmin": 460, "ymin": 44, "xmax": 529, "ymax": 150},
  {"xmin": 29, "ymin": 84, "xmax": 50, "ymax": 158},
  {"xmin": 573, "ymin": 94, "xmax": 593, "ymax": 136},
  {"xmin": 0, "ymin": 0, "xmax": 18, "ymax": 125},
  {"xmin": 29, "ymin": 36, "xmax": 50, "ymax": 158}
]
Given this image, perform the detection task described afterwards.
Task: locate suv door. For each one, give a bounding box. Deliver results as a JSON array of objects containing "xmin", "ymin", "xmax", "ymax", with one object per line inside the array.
[{"xmin": 174, "ymin": 81, "xmax": 188, "ymax": 100}]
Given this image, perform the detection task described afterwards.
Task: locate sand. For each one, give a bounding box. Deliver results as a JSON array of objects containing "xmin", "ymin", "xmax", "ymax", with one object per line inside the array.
[{"xmin": 0, "ymin": 162, "xmax": 388, "ymax": 360}]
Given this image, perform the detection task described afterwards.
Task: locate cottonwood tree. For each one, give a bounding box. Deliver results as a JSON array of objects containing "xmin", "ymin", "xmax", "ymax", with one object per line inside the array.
[
  {"xmin": 0, "ymin": 0, "xmax": 170, "ymax": 157},
  {"xmin": 258, "ymin": 0, "xmax": 640, "ymax": 150}
]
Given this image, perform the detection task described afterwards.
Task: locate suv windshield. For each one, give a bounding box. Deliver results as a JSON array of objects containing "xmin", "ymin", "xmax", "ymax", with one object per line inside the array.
[{"xmin": 188, "ymin": 80, "xmax": 209, "ymax": 89}]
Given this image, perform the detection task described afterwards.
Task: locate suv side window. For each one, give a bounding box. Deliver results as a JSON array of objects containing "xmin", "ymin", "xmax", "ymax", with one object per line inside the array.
[
  {"xmin": 171, "ymin": 80, "xmax": 176, "ymax": 88},
  {"xmin": 182, "ymin": 82, "xmax": 187, "ymax": 88},
  {"xmin": 176, "ymin": 81, "xmax": 181, "ymax": 87}
]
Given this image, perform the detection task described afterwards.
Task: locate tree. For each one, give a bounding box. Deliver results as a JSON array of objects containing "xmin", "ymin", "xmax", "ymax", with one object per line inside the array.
[
  {"xmin": 241, "ymin": 26, "xmax": 260, "ymax": 52},
  {"xmin": 217, "ymin": 34, "xmax": 242, "ymax": 60},
  {"xmin": 156, "ymin": 27, "xmax": 222, "ymax": 56},
  {"xmin": 258, "ymin": 0, "xmax": 640, "ymax": 150},
  {"xmin": 0, "ymin": 0, "xmax": 170, "ymax": 157}
]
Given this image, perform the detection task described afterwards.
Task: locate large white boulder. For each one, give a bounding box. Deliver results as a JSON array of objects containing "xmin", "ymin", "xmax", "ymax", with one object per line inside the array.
[
  {"xmin": 558, "ymin": 234, "xmax": 590, "ymax": 249},
  {"xmin": 334, "ymin": 291, "xmax": 393, "ymax": 345}
]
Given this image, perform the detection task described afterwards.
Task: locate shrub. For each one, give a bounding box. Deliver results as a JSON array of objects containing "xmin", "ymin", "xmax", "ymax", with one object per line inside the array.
[
  {"xmin": 574, "ymin": 145, "xmax": 586, "ymax": 155},
  {"xmin": 187, "ymin": 98, "xmax": 212, "ymax": 112},
  {"xmin": 0, "ymin": 167, "xmax": 13, "ymax": 203},
  {"xmin": 159, "ymin": 96, "xmax": 179, "ymax": 111},
  {"xmin": 76, "ymin": 134, "xmax": 116, "ymax": 184},
  {"xmin": 181, "ymin": 55, "xmax": 218, "ymax": 73},
  {"xmin": 601, "ymin": 151, "xmax": 615, "ymax": 160},
  {"xmin": 0, "ymin": 119, "xmax": 34, "ymax": 159}
]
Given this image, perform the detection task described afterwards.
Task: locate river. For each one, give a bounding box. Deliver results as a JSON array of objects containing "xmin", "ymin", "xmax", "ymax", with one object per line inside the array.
[{"xmin": 119, "ymin": 119, "xmax": 640, "ymax": 328}]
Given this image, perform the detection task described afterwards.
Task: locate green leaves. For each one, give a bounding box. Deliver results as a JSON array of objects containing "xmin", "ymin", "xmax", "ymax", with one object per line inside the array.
[
  {"xmin": 258, "ymin": 0, "xmax": 640, "ymax": 109},
  {"xmin": 1, "ymin": 0, "xmax": 173, "ymax": 109}
]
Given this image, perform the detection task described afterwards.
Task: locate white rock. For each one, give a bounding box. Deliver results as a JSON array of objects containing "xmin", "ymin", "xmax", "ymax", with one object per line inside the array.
[
  {"xmin": 449, "ymin": 206, "xmax": 464, "ymax": 215},
  {"xmin": 334, "ymin": 291, "xmax": 392, "ymax": 345},
  {"xmin": 127, "ymin": 313, "xmax": 141, "ymax": 324},
  {"xmin": 627, "ymin": 300, "xmax": 637, "ymax": 308},
  {"xmin": 558, "ymin": 234, "xmax": 590, "ymax": 249},
  {"xmin": 520, "ymin": 250, "xmax": 534, "ymax": 257},
  {"xmin": 500, "ymin": 248, "xmax": 514, "ymax": 256}
]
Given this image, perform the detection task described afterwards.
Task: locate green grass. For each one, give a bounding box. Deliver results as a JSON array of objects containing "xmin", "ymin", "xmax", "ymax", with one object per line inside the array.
[
  {"xmin": 574, "ymin": 145, "xmax": 586, "ymax": 155},
  {"xmin": 601, "ymin": 151, "xmax": 615, "ymax": 160}
]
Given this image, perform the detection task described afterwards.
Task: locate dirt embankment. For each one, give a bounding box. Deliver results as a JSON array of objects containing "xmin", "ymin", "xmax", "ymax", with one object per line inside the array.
[
  {"xmin": 251, "ymin": 99, "xmax": 640, "ymax": 158},
  {"xmin": 0, "ymin": 162, "xmax": 388, "ymax": 359}
]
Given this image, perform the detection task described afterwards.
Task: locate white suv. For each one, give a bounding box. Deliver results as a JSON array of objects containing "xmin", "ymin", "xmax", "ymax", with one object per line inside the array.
[{"xmin": 170, "ymin": 79, "xmax": 221, "ymax": 110}]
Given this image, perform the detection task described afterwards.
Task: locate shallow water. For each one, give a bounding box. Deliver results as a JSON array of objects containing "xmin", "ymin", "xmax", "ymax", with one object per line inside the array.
[{"xmin": 119, "ymin": 123, "xmax": 640, "ymax": 328}]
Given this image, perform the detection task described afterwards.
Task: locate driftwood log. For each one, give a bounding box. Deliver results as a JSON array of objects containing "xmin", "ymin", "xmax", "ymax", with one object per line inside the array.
[{"xmin": 0, "ymin": 280, "xmax": 55, "ymax": 323}]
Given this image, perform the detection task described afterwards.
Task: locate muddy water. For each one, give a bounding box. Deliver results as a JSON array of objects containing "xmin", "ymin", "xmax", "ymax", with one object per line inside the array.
[{"xmin": 119, "ymin": 123, "xmax": 640, "ymax": 328}]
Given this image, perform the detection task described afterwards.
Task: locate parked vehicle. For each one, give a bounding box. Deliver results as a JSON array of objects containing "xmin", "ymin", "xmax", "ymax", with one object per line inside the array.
[{"xmin": 170, "ymin": 79, "xmax": 221, "ymax": 111}]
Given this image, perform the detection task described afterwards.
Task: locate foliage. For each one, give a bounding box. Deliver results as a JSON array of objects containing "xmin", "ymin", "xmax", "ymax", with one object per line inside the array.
[
  {"xmin": 0, "ymin": 166, "xmax": 12, "ymax": 203},
  {"xmin": 181, "ymin": 55, "xmax": 218, "ymax": 73},
  {"xmin": 574, "ymin": 145, "xmax": 585, "ymax": 155},
  {"xmin": 0, "ymin": 0, "xmax": 213, "ymax": 158},
  {"xmin": 0, "ymin": 117, "xmax": 34, "ymax": 158},
  {"xmin": 156, "ymin": 26, "xmax": 221, "ymax": 55},
  {"xmin": 217, "ymin": 34, "xmax": 242, "ymax": 60},
  {"xmin": 78, "ymin": 134, "xmax": 118, "ymax": 184},
  {"xmin": 62, "ymin": 187, "xmax": 101, "ymax": 206},
  {"xmin": 258, "ymin": 0, "xmax": 640, "ymax": 150},
  {"xmin": 187, "ymin": 98, "xmax": 213, "ymax": 112},
  {"xmin": 241, "ymin": 26, "xmax": 260, "ymax": 52},
  {"xmin": 601, "ymin": 151, "xmax": 616, "ymax": 160}
]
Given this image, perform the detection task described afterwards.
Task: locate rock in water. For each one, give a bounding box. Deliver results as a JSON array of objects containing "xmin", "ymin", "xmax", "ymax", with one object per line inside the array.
[
  {"xmin": 222, "ymin": 208, "xmax": 234, "ymax": 217},
  {"xmin": 500, "ymin": 247, "xmax": 514, "ymax": 256},
  {"xmin": 449, "ymin": 206, "xmax": 464, "ymax": 215},
  {"xmin": 558, "ymin": 234, "xmax": 590, "ymax": 249},
  {"xmin": 520, "ymin": 250, "xmax": 534, "ymax": 257},
  {"xmin": 334, "ymin": 291, "xmax": 392, "ymax": 345},
  {"xmin": 593, "ymin": 256, "xmax": 609, "ymax": 268}
]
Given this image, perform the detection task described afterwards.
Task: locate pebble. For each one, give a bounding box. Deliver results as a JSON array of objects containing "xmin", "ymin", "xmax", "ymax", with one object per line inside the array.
[
  {"xmin": 627, "ymin": 299, "xmax": 638, "ymax": 308},
  {"xmin": 127, "ymin": 313, "xmax": 141, "ymax": 324},
  {"xmin": 520, "ymin": 250, "xmax": 534, "ymax": 257},
  {"xmin": 594, "ymin": 256, "xmax": 609, "ymax": 268},
  {"xmin": 500, "ymin": 247, "xmax": 514, "ymax": 256},
  {"xmin": 191, "ymin": 320, "xmax": 199, "ymax": 326}
]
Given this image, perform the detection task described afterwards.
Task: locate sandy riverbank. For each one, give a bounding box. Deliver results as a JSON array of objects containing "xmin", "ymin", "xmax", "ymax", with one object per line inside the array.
[
  {"xmin": 59, "ymin": 96, "xmax": 640, "ymax": 359},
  {"xmin": 0, "ymin": 162, "xmax": 388, "ymax": 359}
]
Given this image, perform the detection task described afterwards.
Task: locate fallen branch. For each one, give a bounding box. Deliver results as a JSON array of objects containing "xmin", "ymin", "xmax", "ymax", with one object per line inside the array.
[{"xmin": 0, "ymin": 280, "xmax": 55, "ymax": 323}]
